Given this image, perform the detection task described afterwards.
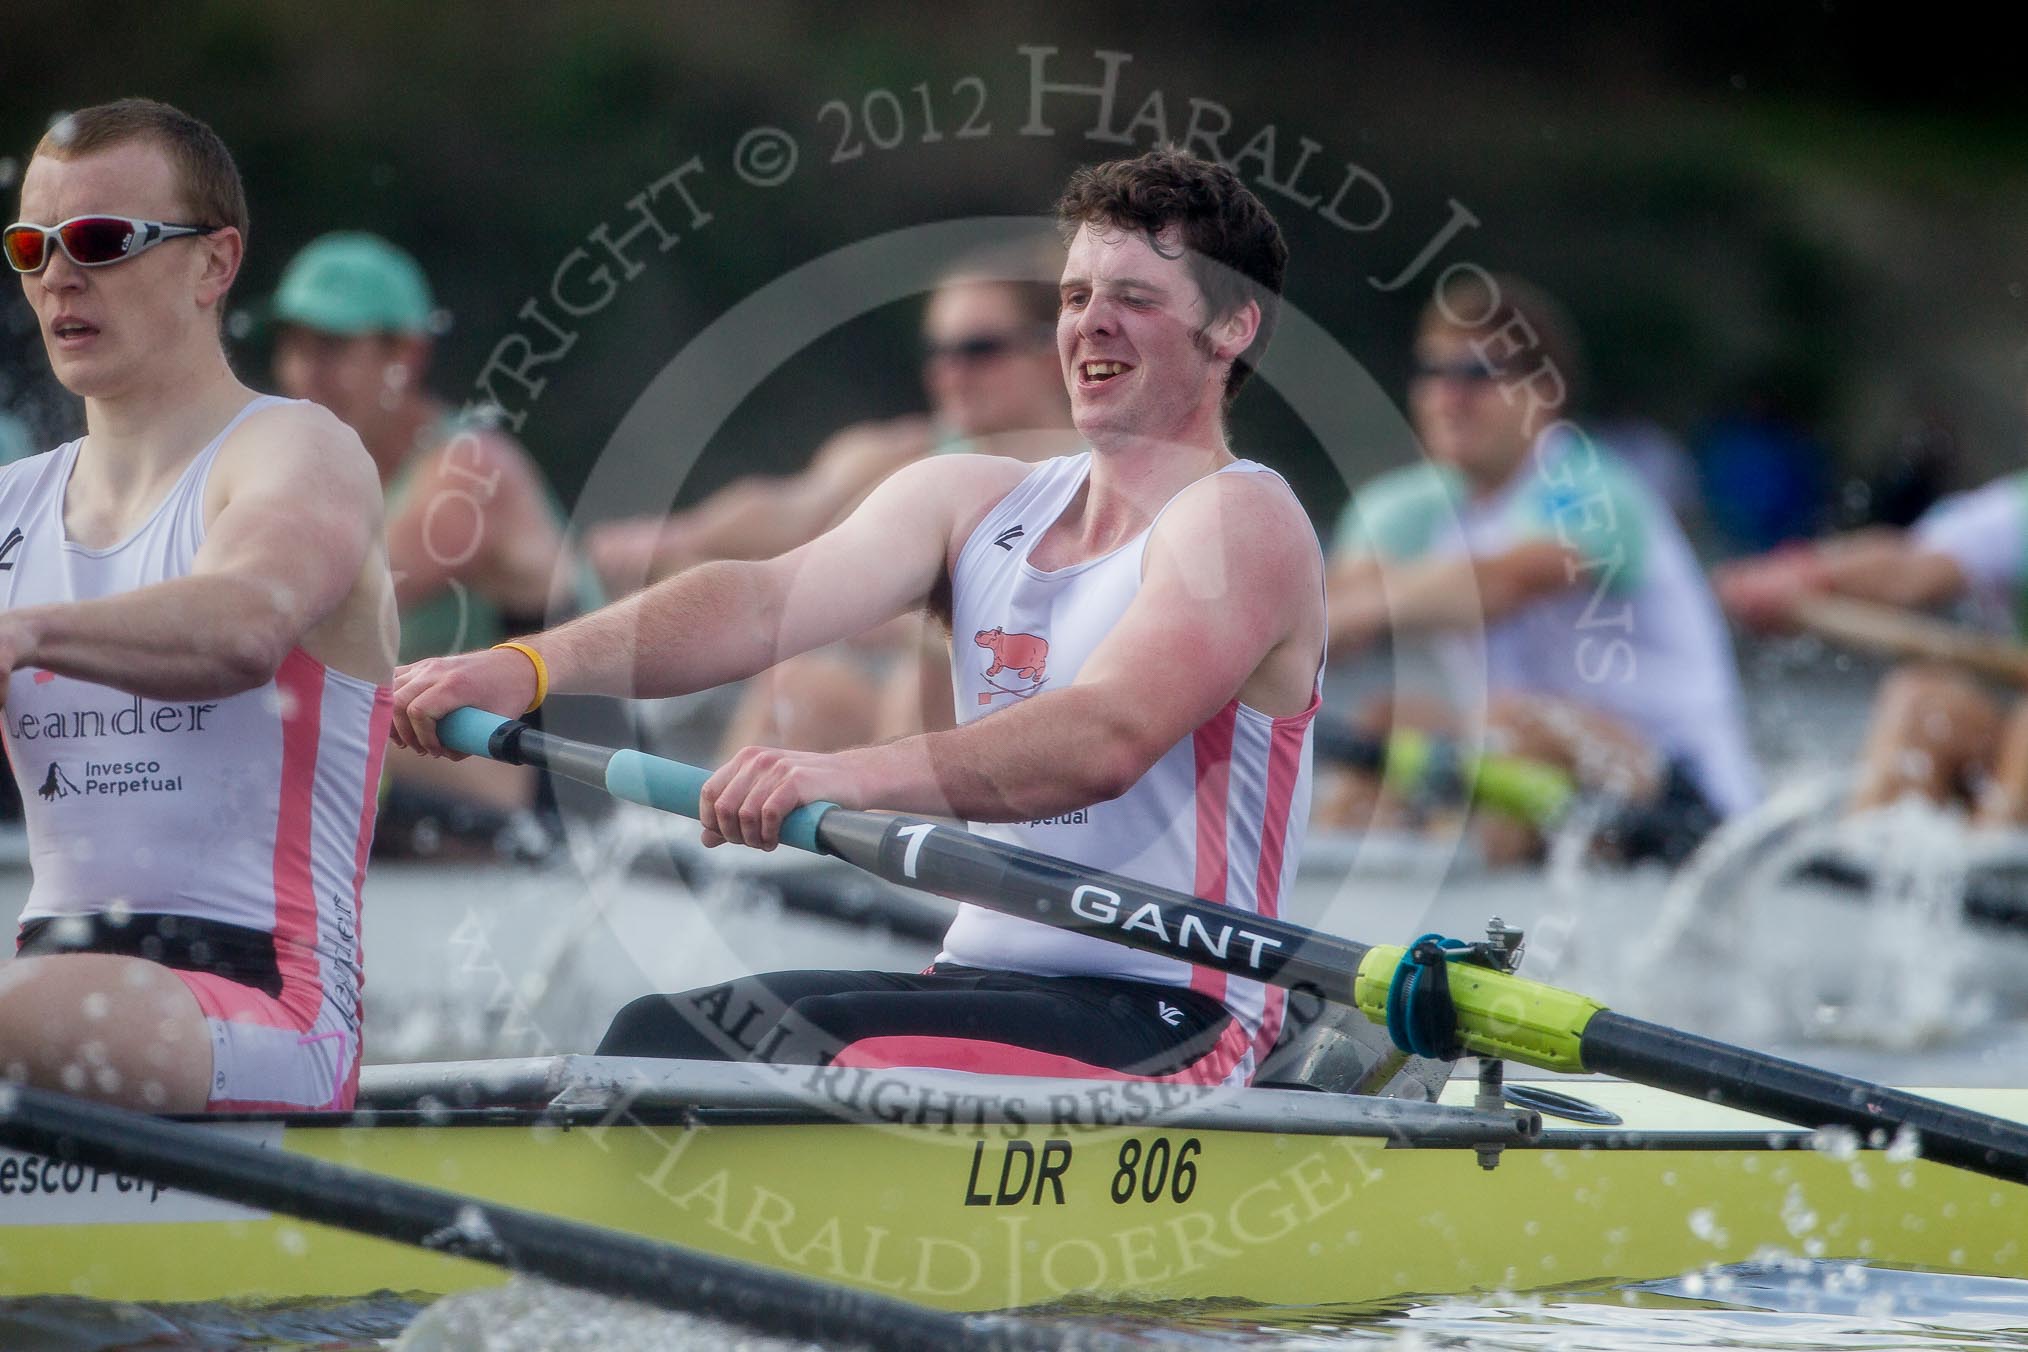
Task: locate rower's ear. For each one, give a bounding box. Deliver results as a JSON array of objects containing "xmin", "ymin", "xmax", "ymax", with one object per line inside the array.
[
  {"xmin": 195, "ymin": 226, "xmax": 244, "ymax": 314},
  {"xmin": 1207, "ymin": 299, "xmax": 1260, "ymax": 366}
]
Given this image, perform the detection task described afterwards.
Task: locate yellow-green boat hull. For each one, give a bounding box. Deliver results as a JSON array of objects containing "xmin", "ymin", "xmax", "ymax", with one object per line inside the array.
[{"xmin": 3, "ymin": 1084, "xmax": 2024, "ymax": 1311}]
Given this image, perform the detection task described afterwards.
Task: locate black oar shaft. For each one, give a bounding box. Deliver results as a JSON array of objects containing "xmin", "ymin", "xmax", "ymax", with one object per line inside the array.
[
  {"xmin": 814, "ymin": 809, "xmax": 1374, "ymax": 1006},
  {"xmin": 0, "ymin": 1086, "xmax": 1057, "ymax": 1352},
  {"xmin": 1580, "ymin": 1012, "xmax": 2028, "ymax": 1180},
  {"xmin": 482, "ymin": 715, "xmax": 618, "ymax": 786}
]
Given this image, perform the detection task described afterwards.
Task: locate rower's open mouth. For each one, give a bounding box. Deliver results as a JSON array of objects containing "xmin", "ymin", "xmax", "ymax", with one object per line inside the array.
[{"xmin": 1079, "ymin": 360, "xmax": 1131, "ymax": 384}]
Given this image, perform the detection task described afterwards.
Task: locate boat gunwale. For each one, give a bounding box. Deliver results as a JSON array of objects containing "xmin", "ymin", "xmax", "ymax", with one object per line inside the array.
[{"xmin": 142, "ymin": 1106, "xmax": 1925, "ymax": 1158}]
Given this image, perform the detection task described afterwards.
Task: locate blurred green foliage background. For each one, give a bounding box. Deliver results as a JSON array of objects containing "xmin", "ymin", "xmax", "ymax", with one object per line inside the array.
[{"xmin": 5, "ymin": 2, "xmax": 2027, "ymax": 534}]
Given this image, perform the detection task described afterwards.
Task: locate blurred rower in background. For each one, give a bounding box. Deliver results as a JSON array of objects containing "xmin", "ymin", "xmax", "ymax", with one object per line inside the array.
[
  {"xmin": 1718, "ymin": 436, "xmax": 2028, "ymax": 827},
  {"xmin": 268, "ymin": 233, "xmax": 600, "ymax": 854},
  {"xmin": 0, "ymin": 407, "xmax": 30, "ymax": 465},
  {"xmin": 590, "ymin": 239, "xmax": 1082, "ymax": 752},
  {"xmin": 1321, "ymin": 273, "xmax": 1758, "ymax": 865}
]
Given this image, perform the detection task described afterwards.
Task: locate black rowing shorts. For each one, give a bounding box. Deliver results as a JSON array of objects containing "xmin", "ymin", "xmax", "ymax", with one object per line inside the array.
[
  {"xmin": 16, "ymin": 912, "xmax": 282, "ymax": 997},
  {"xmin": 597, "ymin": 965, "xmax": 1237, "ymax": 1083}
]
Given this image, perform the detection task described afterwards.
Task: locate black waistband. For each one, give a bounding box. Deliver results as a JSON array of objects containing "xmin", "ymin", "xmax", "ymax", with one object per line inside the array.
[{"xmin": 15, "ymin": 912, "xmax": 282, "ymax": 998}]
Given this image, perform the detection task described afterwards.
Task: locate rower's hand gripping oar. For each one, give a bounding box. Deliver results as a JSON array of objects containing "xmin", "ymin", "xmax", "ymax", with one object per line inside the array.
[{"xmin": 443, "ymin": 708, "xmax": 2028, "ymax": 1186}]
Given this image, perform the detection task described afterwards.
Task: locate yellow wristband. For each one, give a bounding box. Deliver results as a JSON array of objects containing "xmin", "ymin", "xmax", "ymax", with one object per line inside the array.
[{"xmin": 492, "ymin": 642, "xmax": 549, "ymax": 714}]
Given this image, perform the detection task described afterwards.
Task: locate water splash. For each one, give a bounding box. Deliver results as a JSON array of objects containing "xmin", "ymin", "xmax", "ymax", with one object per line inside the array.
[{"xmin": 391, "ymin": 1278, "xmax": 831, "ymax": 1352}]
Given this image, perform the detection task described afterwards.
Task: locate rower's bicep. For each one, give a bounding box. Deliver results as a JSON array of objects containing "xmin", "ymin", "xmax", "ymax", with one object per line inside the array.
[
  {"xmin": 1078, "ymin": 481, "xmax": 1316, "ymax": 744},
  {"xmin": 195, "ymin": 411, "xmax": 382, "ymax": 622}
]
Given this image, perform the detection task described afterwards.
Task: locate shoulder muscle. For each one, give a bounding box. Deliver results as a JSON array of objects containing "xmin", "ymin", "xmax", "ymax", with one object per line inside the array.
[{"xmin": 207, "ymin": 401, "xmax": 380, "ymax": 519}]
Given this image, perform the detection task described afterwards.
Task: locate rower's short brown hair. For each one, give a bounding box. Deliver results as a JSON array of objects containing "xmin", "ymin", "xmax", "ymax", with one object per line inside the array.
[
  {"xmin": 32, "ymin": 98, "xmax": 248, "ymax": 242},
  {"xmin": 1056, "ymin": 149, "xmax": 1287, "ymax": 407}
]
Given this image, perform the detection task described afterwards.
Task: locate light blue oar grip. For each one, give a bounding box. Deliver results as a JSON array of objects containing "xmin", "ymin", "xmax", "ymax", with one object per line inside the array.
[
  {"xmin": 604, "ymin": 749, "xmax": 708, "ymax": 824},
  {"xmin": 605, "ymin": 750, "xmax": 836, "ymax": 856},
  {"xmin": 437, "ymin": 706, "xmax": 837, "ymax": 857},
  {"xmin": 439, "ymin": 707, "xmax": 514, "ymax": 757}
]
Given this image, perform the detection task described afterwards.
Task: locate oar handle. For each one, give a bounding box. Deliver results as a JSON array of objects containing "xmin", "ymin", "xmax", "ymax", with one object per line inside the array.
[{"xmin": 439, "ymin": 707, "xmax": 838, "ymax": 853}]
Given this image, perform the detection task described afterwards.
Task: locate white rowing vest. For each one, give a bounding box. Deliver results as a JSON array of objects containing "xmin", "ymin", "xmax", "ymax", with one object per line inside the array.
[
  {"xmin": 0, "ymin": 397, "xmax": 390, "ymax": 1016},
  {"xmin": 937, "ymin": 452, "xmax": 1321, "ymax": 1084}
]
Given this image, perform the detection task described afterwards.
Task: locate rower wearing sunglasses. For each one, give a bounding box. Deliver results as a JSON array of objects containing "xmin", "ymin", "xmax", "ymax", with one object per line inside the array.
[
  {"xmin": 265, "ymin": 232, "xmax": 604, "ymax": 857},
  {"xmin": 1320, "ymin": 274, "xmax": 1758, "ymax": 866},
  {"xmin": 0, "ymin": 99, "xmax": 396, "ymax": 1113}
]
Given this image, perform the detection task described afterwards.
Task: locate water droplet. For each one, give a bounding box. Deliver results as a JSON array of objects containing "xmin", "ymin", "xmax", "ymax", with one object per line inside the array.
[
  {"xmin": 454, "ymin": 1203, "xmax": 495, "ymax": 1244},
  {"xmin": 1688, "ymin": 1207, "xmax": 1728, "ymax": 1245}
]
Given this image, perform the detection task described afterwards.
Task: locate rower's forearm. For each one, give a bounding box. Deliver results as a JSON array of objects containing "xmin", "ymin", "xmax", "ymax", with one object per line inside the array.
[
  {"xmin": 1372, "ymin": 557, "xmax": 1504, "ymax": 631},
  {"xmin": 853, "ymin": 687, "xmax": 1148, "ymax": 822},
  {"xmin": 1817, "ymin": 537, "xmax": 1963, "ymax": 611},
  {"xmin": 535, "ymin": 561, "xmax": 782, "ymax": 699},
  {"xmin": 20, "ymin": 578, "xmax": 299, "ymax": 700}
]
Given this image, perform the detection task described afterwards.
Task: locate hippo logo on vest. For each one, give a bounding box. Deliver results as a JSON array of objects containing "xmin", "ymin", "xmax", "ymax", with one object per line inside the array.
[{"xmin": 975, "ymin": 628, "xmax": 1048, "ymax": 705}]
